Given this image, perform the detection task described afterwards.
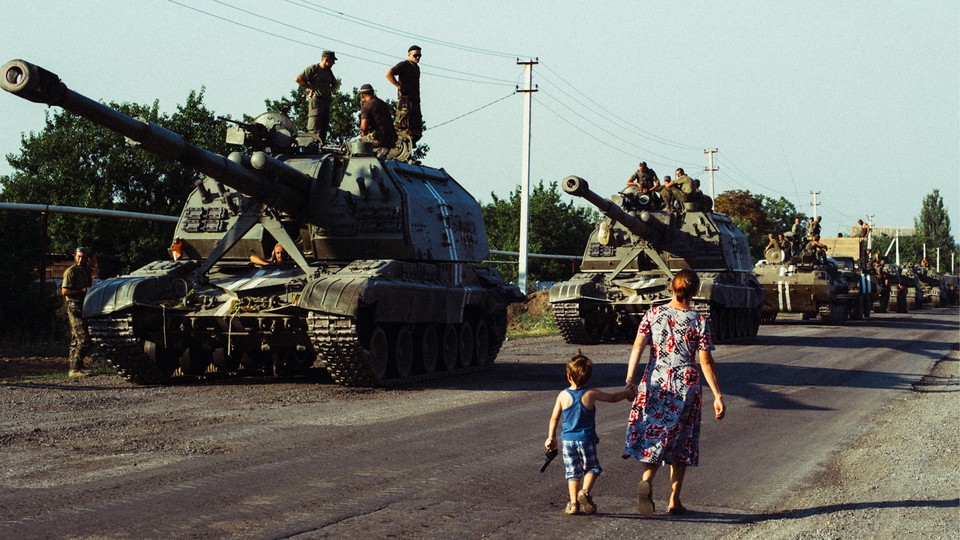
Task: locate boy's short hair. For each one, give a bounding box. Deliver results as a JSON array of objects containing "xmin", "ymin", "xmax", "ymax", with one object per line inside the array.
[{"xmin": 566, "ymin": 349, "xmax": 593, "ymax": 386}]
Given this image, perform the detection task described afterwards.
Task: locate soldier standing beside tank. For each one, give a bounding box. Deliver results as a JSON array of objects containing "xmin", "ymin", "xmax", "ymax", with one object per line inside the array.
[
  {"xmin": 358, "ymin": 84, "xmax": 398, "ymax": 158},
  {"xmin": 295, "ymin": 51, "xmax": 339, "ymax": 142},
  {"xmin": 385, "ymin": 45, "xmax": 422, "ymax": 143},
  {"xmin": 61, "ymin": 247, "xmax": 93, "ymax": 377}
]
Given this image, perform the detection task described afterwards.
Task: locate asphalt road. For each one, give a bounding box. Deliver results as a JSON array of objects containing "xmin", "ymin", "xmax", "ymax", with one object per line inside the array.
[{"xmin": 1, "ymin": 308, "xmax": 956, "ymax": 539}]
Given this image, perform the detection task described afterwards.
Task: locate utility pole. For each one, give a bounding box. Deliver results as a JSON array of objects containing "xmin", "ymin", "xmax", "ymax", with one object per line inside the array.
[
  {"xmin": 704, "ymin": 148, "xmax": 718, "ymax": 200},
  {"xmin": 516, "ymin": 58, "xmax": 538, "ymax": 294},
  {"xmin": 866, "ymin": 214, "xmax": 874, "ymax": 251},
  {"xmin": 810, "ymin": 191, "xmax": 821, "ymax": 220}
]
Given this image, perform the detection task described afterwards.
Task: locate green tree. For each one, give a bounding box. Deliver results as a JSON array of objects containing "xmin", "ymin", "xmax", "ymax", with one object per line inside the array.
[
  {"xmin": 714, "ymin": 190, "xmax": 771, "ymax": 259},
  {"xmin": 759, "ymin": 194, "xmax": 804, "ymax": 237},
  {"xmin": 1, "ymin": 91, "xmax": 225, "ymax": 276},
  {"xmin": 482, "ymin": 180, "xmax": 598, "ymax": 288},
  {"xmin": 910, "ymin": 189, "xmax": 955, "ymax": 266}
]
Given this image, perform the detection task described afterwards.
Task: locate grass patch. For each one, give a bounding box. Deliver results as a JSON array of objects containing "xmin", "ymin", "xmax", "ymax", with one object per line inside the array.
[{"xmin": 506, "ymin": 290, "xmax": 559, "ymax": 339}]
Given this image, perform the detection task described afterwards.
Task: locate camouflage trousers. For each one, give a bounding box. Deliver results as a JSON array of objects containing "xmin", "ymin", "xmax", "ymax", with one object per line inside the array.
[
  {"xmin": 66, "ymin": 299, "xmax": 91, "ymax": 371},
  {"xmin": 394, "ymin": 97, "xmax": 422, "ymax": 143}
]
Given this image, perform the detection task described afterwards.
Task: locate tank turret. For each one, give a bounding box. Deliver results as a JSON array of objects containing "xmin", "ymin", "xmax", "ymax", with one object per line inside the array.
[
  {"xmin": 3, "ymin": 59, "xmax": 522, "ymax": 387},
  {"xmin": 549, "ymin": 176, "xmax": 764, "ymax": 344}
]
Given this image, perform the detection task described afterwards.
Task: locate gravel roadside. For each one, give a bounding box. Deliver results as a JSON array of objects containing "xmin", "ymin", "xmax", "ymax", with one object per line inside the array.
[{"xmin": 721, "ymin": 347, "xmax": 959, "ymax": 539}]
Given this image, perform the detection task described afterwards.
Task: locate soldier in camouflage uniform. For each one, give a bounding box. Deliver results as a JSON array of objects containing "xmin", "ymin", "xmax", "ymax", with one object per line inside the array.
[
  {"xmin": 385, "ymin": 45, "xmax": 422, "ymax": 143},
  {"xmin": 295, "ymin": 51, "xmax": 339, "ymax": 142},
  {"xmin": 61, "ymin": 247, "xmax": 94, "ymax": 377}
]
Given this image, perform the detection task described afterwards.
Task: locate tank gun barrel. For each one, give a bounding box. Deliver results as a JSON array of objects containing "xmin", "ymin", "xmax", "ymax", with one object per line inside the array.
[
  {"xmin": 1, "ymin": 59, "xmax": 308, "ymax": 216},
  {"xmin": 561, "ymin": 175, "xmax": 664, "ymax": 242}
]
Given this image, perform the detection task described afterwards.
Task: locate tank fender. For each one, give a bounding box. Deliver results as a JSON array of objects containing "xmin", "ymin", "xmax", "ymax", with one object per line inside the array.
[
  {"xmin": 548, "ymin": 274, "xmax": 607, "ymax": 304},
  {"xmin": 83, "ymin": 276, "xmax": 164, "ymax": 317}
]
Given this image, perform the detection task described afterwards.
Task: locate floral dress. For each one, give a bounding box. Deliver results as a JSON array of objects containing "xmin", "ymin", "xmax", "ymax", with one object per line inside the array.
[{"xmin": 623, "ymin": 305, "xmax": 714, "ymax": 466}]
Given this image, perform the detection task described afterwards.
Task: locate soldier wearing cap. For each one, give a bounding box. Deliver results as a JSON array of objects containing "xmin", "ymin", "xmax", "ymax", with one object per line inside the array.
[
  {"xmin": 61, "ymin": 247, "xmax": 94, "ymax": 377},
  {"xmin": 385, "ymin": 45, "xmax": 423, "ymax": 143},
  {"xmin": 295, "ymin": 51, "xmax": 339, "ymax": 141},
  {"xmin": 358, "ymin": 84, "xmax": 397, "ymax": 157}
]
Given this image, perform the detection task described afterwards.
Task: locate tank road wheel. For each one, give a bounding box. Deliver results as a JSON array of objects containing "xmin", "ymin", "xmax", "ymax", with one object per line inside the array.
[
  {"xmin": 440, "ymin": 324, "xmax": 459, "ymax": 371},
  {"xmin": 474, "ymin": 319, "xmax": 492, "ymax": 366},
  {"xmin": 136, "ymin": 340, "xmax": 177, "ymax": 384},
  {"xmin": 458, "ymin": 321, "xmax": 475, "ymax": 368},
  {"xmin": 392, "ymin": 327, "xmax": 414, "ymax": 379},
  {"xmin": 366, "ymin": 327, "xmax": 390, "ymax": 382},
  {"xmin": 416, "ymin": 325, "xmax": 439, "ymax": 375},
  {"xmin": 212, "ymin": 347, "xmax": 241, "ymax": 372},
  {"xmin": 273, "ymin": 348, "xmax": 316, "ymax": 377},
  {"xmin": 179, "ymin": 347, "xmax": 211, "ymax": 376},
  {"xmin": 485, "ymin": 313, "xmax": 507, "ymax": 361}
]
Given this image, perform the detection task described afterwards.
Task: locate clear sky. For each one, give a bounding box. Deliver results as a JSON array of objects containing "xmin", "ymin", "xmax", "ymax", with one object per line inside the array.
[{"xmin": 2, "ymin": 1, "xmax": 958, "ymax": 246}]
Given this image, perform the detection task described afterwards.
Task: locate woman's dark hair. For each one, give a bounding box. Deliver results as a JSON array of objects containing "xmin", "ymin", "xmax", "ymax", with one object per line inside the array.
[{"xmin": 670, "ymin": 269, "xmax": 700, "ymax": 304}]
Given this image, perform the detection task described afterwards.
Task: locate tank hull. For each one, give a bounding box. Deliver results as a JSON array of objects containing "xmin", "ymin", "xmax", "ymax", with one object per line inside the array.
[
  {"xmin": 86, "ymin": 259, "xmax": 517, "ymax": 386},
  {"xmin": 753, "ymin": 261, "xmax": 854, "ymax": 325}
]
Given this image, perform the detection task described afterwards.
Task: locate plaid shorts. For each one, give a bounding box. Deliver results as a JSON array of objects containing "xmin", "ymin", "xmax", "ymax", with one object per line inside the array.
[{"xmin": 562, "ymin": 439, "xmax": 602, "ymax": 480}]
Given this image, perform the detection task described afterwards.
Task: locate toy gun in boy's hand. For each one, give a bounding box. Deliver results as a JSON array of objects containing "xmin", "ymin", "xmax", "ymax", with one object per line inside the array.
[{"xmin": 539, "ymin": 449, "xmax": 559, "ymax": 473}]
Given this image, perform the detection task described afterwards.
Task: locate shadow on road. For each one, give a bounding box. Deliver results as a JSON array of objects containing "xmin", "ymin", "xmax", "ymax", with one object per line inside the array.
[{"xmin": 607, "ymin": 497, "xmax": 960, "ymax": 524}]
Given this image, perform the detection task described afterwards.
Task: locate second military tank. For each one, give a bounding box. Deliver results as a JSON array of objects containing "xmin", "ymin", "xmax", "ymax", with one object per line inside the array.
[
  {"xmin": 2, "ymin": 59, "xmax": 524, "ymax": 387},
  {"xmin": 548, "ymin": 176, "xmax": 764, "ymax": 344}
]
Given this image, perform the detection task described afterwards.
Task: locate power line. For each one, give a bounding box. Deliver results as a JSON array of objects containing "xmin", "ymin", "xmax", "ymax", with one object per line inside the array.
[
  {"xmin": 285, "ymin": 0, "xmax": 528, "ymax": 59},
  {"xmin": 426, "ymin": 92, "xmax": 515, "ymax": 131},
  {"xmin": 539, "ymin": 62, "xmax": 703, "ymax": 151},
  {"xmin": 167, "ymin": 0, "xmax": 515, "ymax": 87},
  {"xmin": 537, "ymin": 90, "xmax": 699, "ymax": 168}
]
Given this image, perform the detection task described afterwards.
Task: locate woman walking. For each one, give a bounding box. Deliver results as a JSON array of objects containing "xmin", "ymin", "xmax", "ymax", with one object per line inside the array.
[{"xmin": 622, "ymin": 269, "xmax": 725, "ymax": 516}]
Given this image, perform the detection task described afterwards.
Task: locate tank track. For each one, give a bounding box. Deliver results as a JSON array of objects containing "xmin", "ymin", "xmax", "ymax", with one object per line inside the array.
[
  {"xmin": 818, "ymin": 302, "xmax": 848, "ymax": 325},
  {"xmin": 306, "ymin": 313, "xmax": 498, "ymax": 387},
  {"xmin": 553, "ymin": 302, "xmax": 601, "ymax": 345},
  {"xmin": 87, "ymin": 314, "xmax": 175, "ymax": 385}
]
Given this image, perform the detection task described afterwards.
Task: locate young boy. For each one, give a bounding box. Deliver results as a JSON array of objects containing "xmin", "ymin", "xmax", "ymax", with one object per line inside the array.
[{"xmin": 546, "ymin": 351, "xmax": 633, "ymax": 515}]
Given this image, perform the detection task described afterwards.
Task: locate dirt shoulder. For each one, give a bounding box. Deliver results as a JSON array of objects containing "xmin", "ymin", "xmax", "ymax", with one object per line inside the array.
[{"xmin": 722, "ymin": 347, "xmax": 959, "ymax": 539}]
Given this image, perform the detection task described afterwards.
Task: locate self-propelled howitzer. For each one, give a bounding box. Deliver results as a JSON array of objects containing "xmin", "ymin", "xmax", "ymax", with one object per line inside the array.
[
  {"xmin": 2, "ymin": 59, "xmax": 523, "ymax": 386},
  {"xmin": 549, "ymin": 176, "xmax": 764, "ymax": 343}
]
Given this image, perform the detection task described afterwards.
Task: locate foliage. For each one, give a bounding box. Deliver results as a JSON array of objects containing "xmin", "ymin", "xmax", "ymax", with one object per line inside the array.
[
  {"xmin": 482, "ymin": 180, "xmax": 598, "ymax": 289},
  {"xmin": 0, "ymin": 91, "xmax": 225, "ymax": 275},
  {"xmin": 910, "ymin": 189, "xmax": 956, "ymax": 265},
  {"xmin": 715, "ymin": 189, "xmax": 807, "ymax": 260}
]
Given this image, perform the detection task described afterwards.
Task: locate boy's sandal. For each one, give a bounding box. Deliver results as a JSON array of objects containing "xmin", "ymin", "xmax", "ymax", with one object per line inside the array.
[
  {"xmin": 577, "ymin": 490, "xmax": 597, "ymax": 515},
  {"xmin": 564, "ymin": 502, "xmax": 579, "ymax": 515}
]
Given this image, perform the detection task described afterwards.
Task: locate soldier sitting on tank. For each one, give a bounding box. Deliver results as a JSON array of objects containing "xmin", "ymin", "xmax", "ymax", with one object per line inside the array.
[
  {"xmin": 801, "ymin": 235, "xmax": 829, "ymax": 264},
  {"xmin": 357, "ymin": 84, "xmax": 398, "ymax": 158},
  {"xmin": 622, "ymin": 162, "xmax": 663, "ymax": 210},
  {"xmin": 778, "ymin": 233, "xmax": 792, "ymax": 258},
  {"xmin": 250, "ymin": 243, "xmax": 290, "ymax": 266},
  {"xmin": 659, "ymin": 168, "xmax": 698, "ymax": 211}
]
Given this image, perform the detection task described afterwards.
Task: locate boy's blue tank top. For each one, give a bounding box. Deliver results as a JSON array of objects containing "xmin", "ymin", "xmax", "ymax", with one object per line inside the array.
[{"xmin": 561, "ymin": 388, "xmax": 598, "ymax": 442}]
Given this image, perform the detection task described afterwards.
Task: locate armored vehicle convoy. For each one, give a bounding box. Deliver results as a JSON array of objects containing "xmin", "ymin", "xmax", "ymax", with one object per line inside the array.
[
  {"xmin": 548, "ymin": 176, "xmax": 764, "ymax": 344},
  {"xmin": 753, "ymin": 247, "xmax": 856, "ymax": 325},
  {"xmin": 2, "ymin": 59, "xmax": 523, "ymax": 386}
]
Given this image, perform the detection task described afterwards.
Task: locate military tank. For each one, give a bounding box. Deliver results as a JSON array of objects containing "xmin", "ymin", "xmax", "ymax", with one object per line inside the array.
[
  {"xmin": 915, "ymin": 268, "xmax": 946, "ymax": 308},
  {"xmin": 2, "ymin": 59, "xmax": 523, "ymax": 386},
  {"xmin": 753, "ymin": 247, "xmax": 856, "ymax": 325},
  {"xmin": 548, "ymin": 176, "xmax": 764, "ymax": 343}
]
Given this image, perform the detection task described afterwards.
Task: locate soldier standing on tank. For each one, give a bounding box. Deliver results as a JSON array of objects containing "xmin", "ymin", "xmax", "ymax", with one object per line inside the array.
[
  {"xmin": 358, "ymin": 84, "xmax": 398, "ymax": 158},
  {"xmin": 857, "ymin": 219, "xmax": 872, "ymax": 239},
  {"xmin": 778, "ymin": 233, "xmax": 792, "ymax": 258},
  {"xmin": 295, "ymin": 51, "xmax": 339, "ymax": 142},
  {"xmin": 385, "ymin": 45, "xmax": 422, "ymax": 143},
  {"xmin": 62, "ymin": 247, "xmax": 94, "ymax": 377}
]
